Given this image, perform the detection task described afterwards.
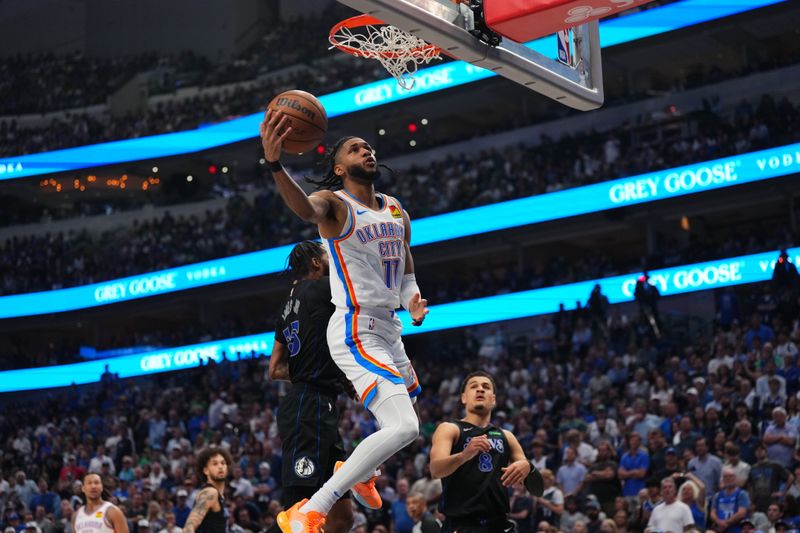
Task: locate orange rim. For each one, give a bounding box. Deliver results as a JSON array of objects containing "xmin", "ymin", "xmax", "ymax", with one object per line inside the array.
[{"xmin": 329, "ymin": 14, "xmax": 441, "ymax": 59}]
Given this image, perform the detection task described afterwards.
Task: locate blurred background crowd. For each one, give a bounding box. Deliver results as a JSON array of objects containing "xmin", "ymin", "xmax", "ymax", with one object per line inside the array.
[{"xmin": 2, "ymin": 273, "xmax": 800, "ymax": 533}]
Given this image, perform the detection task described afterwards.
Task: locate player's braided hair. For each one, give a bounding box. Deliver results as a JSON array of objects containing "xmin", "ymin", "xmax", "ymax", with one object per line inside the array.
[
  {"xmin": 286, "ymin": 240, "xmax": 326, "ymax": 279},
  {"xmin": 306, "ymin": 136, "xmax": 355, "ymax": 190},
  {"xmin": 306, "ymin": 135, "xmax": 395, "ymax": 190}
]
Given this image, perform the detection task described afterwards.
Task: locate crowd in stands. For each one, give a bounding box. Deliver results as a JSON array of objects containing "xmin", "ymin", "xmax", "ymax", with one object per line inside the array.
[
  {"xmin": 1, "ymin": 91, "xmax": 797, "ymax": 298},
  {"xmin": 0, "ymin": 4, "xmax": 353, "ymax": 117},
  {"xmin": 0, "ymin": 53, "xmax": 164, "ymax": 115},
  {"xmin": 0, "ymin": 208, "xmax": 793, "ymax": 368},
  {"xmin": 1, "ymin": 12, "xmax": 797, "ymax": 159},
  {"xmin": 1, "ymin": 277, "xmax": 800, "ymax": 533}
]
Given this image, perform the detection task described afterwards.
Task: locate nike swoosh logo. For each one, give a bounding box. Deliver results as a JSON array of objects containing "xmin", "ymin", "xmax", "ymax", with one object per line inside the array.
[
  {"xmin": 356, "ymin": 209, "xmax": 367, "ymax": 215},
  {"xmin": 463, "ymin": 427, "xmax": 474, "ymax": 431}
]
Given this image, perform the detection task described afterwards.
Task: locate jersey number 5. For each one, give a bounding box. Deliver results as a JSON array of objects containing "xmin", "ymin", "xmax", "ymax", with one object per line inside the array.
[
  {"xmin": 283, "ymin": 320, "xmax": 301, "ymax": 357},
  {"xmin": 383, "ymin": 259, "xmax": 400, "ymax": 289}
]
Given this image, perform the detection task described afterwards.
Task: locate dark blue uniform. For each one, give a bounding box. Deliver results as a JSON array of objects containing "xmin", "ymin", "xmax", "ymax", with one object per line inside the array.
[
  {"xmin": 440, "ymin": 420, "xmax": 515, "ymax": 533},
  {"xmin": 274, "ymin": 277, "xmax": 350, "ymax": 505}
]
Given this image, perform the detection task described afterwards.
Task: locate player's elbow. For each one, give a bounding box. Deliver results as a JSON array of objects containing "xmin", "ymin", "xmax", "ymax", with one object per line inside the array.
[
  {"xmin": 300, "ymin": 210, "xmax": 320, "ymax": 223},
  {"xmin": 429, "ymin": 462, "xmax": 445, "ymax": 479}
]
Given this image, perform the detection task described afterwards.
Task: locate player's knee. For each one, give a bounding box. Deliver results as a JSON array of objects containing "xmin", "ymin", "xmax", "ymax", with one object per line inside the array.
[{"xmin": 393, "ymin": 416, "xmax": 419, "ymax": 445}]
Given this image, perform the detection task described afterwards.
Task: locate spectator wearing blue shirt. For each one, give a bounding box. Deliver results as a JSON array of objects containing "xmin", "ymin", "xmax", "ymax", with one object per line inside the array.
[
  {"xmin": 186, "ymin": 406, "xmax": 207, "ymax": 443},
  {"xmin": 29, "ymin": 479, "xmax": 59, "ymax": 517},
  {"xmin": 659, "ymin": 402, "xmax": 680, "ymax": 441},
  {"xmin": 5, "ymin": 513, "xmax": 22, "ymax": 533},
  {"xmin": 688, "ymin": 437, "xmax": 723, "ymax": 497},
  {"xmin": 733, "ymin": 420, "xmax": 760, "ymax": 465},
  {"xmin": 711, "ymin": 468, "xmax": 750, "ymax": 533},
  {"xmin": 744, "ymin": 313, "xmax": 775, "ymax": 350},
  {"xmin": 556, "ymin": 447, "xmax": 587, "ymax": 497},
  {"xmin": 763, "ymin": 407, "xmax": 798, "ymax": 469},
  {"xmin": 619, "ymin": 432, "xmax": 649, "ymax": 499},
  {"xmin": 147, "ymin": 411, "xmax": 168, "ymax": 450},
  {"xmin": 391, "ymin": 478, "xmax": 414, "ymax": 533},
  {"xmin": 172, "ymin": 489, "xmax": 191, "ymax": 527}
]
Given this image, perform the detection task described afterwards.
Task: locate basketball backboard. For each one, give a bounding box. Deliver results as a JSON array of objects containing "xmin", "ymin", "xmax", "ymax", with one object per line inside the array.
[{"xmin": 335, "ymin": 0, "xmax": 604, "ymax": 110}]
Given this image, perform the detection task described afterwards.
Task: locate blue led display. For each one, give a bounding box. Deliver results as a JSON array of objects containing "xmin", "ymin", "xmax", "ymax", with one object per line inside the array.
[
  {"xmin": 0, "ymin": 247, "xmax": 793, "ymax": 392},
  {"xmin": 1, "ymin": 142, "xmax": 798, "ymax": 319},
  {"xmin": 0, "ymin": 0, "xmax": 784, "ymax": 181}
]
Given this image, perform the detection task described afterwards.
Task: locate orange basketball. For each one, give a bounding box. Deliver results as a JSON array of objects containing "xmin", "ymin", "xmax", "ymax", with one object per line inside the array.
[{"xmin": 267, "ymin": 90, "xmax": 327, "ymax": 155}]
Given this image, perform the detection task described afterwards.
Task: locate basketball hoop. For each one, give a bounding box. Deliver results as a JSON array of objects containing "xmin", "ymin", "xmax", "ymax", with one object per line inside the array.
[{"xmin": 329, "ymin": 14, "xmax": 442, "ymax": 90}]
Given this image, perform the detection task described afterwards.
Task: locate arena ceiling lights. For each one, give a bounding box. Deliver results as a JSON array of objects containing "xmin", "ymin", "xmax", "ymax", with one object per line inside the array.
[
  {"xmin": 0, "ymin": 245, "xmax": 795, "ymax": 392},
  {"xmin": 0, "ymin": 0, "xmax": 785, "ymax": 181},
  {"xmin": 0, "ymin": 141, "xmax": 798, "ymax": 319}
]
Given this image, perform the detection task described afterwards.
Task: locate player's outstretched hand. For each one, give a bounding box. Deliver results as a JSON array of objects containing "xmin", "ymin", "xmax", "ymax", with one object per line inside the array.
[
  {"xmin": 259, "ymin": 109, "xmax": 292, "ymax": 163},
  {"xmin": 409, "ymin": 293, "xmax": 429, "ymax": 326},
  {"xmin": 461, "ymin": 435, "xmax": 491, "ymax": 460},
  {"xmin": 501, "ymin": 460, "xmax": 532, "ymax": 487}
]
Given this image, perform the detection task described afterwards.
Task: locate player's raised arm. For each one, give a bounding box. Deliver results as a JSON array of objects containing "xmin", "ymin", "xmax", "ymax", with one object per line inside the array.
[
  {"xmin": 400, "ymin": 209, "xmax": 428, "ymax": 326},
  {"xmin": 259, "ymin": 109, "xmax": 333, "ymax": 224}
]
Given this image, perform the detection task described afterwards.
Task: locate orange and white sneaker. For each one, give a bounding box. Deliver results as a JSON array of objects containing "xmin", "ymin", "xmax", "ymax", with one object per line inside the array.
[
  {"xmin": 276, "ymin": 499, "xmax": 326, "ymax": 533},
  {"xmin": 335, "ymin": 460, "xmax": 382, "ymax": 509}
]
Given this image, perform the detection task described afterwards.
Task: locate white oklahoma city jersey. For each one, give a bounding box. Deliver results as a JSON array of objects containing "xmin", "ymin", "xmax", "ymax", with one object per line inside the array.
[
  {"xmin": 74, "ymin": 502, "xmax": 116, "ymax": 533},
  {"xmin": 323, "ymin": 190, "xmax": 406, "ymax": 311}
]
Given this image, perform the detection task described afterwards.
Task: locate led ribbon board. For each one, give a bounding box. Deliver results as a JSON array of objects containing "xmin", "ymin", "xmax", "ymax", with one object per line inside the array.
[
  {"xmin": 0, "ymin": 247, "xmax": 795, "ymax": 392},
  {"xmin": 0, "ymin": 142, "xmax": 798, "ymax": 319},
  {"xmin": 0, "ymin": 0, "xmax": 784, "ymax": 180}
]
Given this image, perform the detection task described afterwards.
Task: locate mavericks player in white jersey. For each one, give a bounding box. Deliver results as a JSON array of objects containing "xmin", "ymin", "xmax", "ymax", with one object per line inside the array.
[
  {"xmin": 73, "ymin": 473, "xmax": 129, "ymax": 533},
  {"xmin": 260, "ymin": 110, "xmax": 428, "ymax": 532}
]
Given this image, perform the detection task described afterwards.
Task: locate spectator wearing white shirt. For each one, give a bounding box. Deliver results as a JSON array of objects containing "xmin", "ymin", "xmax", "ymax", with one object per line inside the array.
[
  {"xmin": 88, "ymin": 445, "xmax": 116, "ymax": 475},
  {"xmin": 756, "ymin": 360, "xmax": 786, "ymax": 400},
  {"xmin": 147, "ymin": 462, "xmax": 167, "ymax": 489},
  {"xmin": 646, "ymin": 477, "xmax": 694, "ymax": 533},
  {"xmin": 534, "ymin": 469, "xmax": 564, "ymax": 527},
  {"xmin": 12, "ymin": 429, "xmax": 32, "ymax": 458},
  {"xmin": 722, "ymin": 442, "xmax": 751, "ymax": 488},
  {"xmin": 157, "ymin": 513, "xmax": 181, "ymax": 533},
  {"xmin": 208, "ymin": 392, "xmax": 225, "ymax": 430},
  {"xmin": 564, "ymin": 429, "xmax": 597, "ymax": 466},
  {"xmin": 588, "ymin": 406, "xmax": 620, "ymax": 448},
  {"xmin": 165, "ymin": 427, "xmax": 190, "ymax": 453},
  {"xmin": 229, "ymin": 466, "xmax": 254, "ymax": 499},
  {"xmin": 775, "ymin": 333, "xmax": 798, "ymax": 360},
  {"xmin": 708, "ymin": 343, "xmax": 735, "ymax": 376}
]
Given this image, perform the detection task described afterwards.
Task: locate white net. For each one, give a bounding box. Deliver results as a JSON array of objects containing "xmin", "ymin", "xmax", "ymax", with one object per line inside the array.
[{"xmin": 330, "ymin": 22, "xmax": 441, "ymax": 90}]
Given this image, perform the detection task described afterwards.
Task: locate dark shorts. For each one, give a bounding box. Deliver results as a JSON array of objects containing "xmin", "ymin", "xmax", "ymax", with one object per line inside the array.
[
  {"xmin": 442, "ymin": 517, "xmax": 517, "ymax": 533},
  {"xmin": 278, "ymin": 383, "xmax": 347, "ymax": 504}
]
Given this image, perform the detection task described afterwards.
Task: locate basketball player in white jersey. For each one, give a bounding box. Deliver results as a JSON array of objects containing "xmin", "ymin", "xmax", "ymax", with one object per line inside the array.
[
  {"xmin": 72, "ymin": 473, "xmax": 129, "ymax": 533},
  {"xmin": 260, "ymin": 109, "xmax": 429, "ymax": 532}
]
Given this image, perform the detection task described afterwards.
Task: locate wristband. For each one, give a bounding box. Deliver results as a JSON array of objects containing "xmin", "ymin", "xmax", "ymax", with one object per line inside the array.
[
  {"xmin": 400, "ymin": 273, "xmax": 420, "ymax": 311},
  {"xmin": 266, "ymin": 159, "xmax": 283, "ymax": 172},
  {"xmin": 401, "ymin": 274, "xmax": 424, "ymax": 325}
]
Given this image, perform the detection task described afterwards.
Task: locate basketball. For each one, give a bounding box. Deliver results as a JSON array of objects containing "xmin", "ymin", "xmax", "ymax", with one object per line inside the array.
[{"xmin": 267, "ymin": 90, "xmax": 327, "ymax": 155}]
